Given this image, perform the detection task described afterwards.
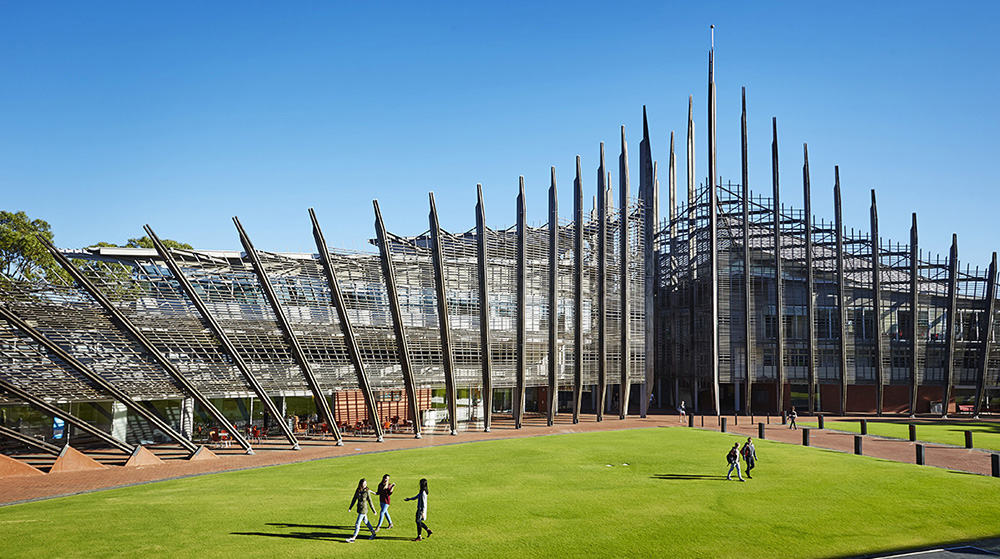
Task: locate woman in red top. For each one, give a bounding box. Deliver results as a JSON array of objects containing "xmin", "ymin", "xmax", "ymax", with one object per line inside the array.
[{"xmin": 374, "ymin": 474, "xmax": 395, "ymax": 530}]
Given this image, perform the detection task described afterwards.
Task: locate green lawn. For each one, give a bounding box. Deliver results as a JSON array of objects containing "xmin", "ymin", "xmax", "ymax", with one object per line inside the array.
[
  {"xmin": 1, "ymin": 428, "xmax": 999, "ymax": 558},
  {"xmin": 799, "ymin": 419, "xmax": 1000, "ymax": 451}
]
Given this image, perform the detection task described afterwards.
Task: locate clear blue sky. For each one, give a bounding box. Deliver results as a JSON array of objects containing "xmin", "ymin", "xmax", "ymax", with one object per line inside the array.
[{"xmin": 1, "ymin": 2, "xmax": 998, "ymax": 266}]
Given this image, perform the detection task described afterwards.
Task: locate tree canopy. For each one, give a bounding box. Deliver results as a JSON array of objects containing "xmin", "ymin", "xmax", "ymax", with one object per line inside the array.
[
  {"xmin": 90, "ymin": 236, "xmax": 193, "ymax": 250},
  {"xmin": 0, "ymin": 211, "xmax": 68, "ymax": 283}
]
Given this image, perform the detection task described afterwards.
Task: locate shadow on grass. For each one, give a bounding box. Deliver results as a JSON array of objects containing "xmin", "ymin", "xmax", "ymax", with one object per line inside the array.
[
  {"xmin": 233, "ymin": 530, "xmax": 413, "ymax": 542},
  {"xmin": 650, "ymin": 474, "xmax": 728, "ymax": 480},
  {"xmin": 233, "ymin": 522, "xmax": 414, "ymax": 542}
]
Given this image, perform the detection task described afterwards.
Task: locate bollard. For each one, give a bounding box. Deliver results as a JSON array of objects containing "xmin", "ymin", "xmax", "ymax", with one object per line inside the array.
[
  {"xmin": 854, "ymin": 435, "xmax": 863, "ymax": 455},
  {"xmin": 802, "ymin": 428, "xmax": 811, "ymax": 447},
  {"xmin": 734, "ymin": 415, "xmax": 738, "ymax": 426},
  {"xmin": 992, "ymin": 454, "xmax": 999, "ymax": 478},
  {"xmin": 860, "ymin": 419, "xmax": 868, "ymax": 435},
  {"xmin": 908, "ymin": 424, "xmax": 916, "ymax": 442},
  {"xmin": 818, "ymin": 414, "xmax": 825, "ymax": 429},
  {"xmin": 916, "ymin": 444, "xmax": 925, "ymax": 465},
  {"xmin": 701, "ymin": 415, "xmax": 704, "ymax": 427},
  {"xmin": 767, "ymin": 415, "xmax": 770, "ymax": 425},
  {"xmin": 751, "ymin": 414, "xmax": 755, "ymax": 424},
  {"xmin": 965, "ymin": 430, "xmax": 973, "ymax": 449},
  {"xmin": 758, "ymin": 422, "xmax": 765, "ymax": 439},
  {"xmin": 721, "ymin": 417, "xmax": 727, "ymax": 433},
  {"xmin": 781, "ymin": 412, "xmax": 787, "ymax": 425},
  {"xmin": 688, "ymin": 414, "xmax": 694, "ymax": 428}
]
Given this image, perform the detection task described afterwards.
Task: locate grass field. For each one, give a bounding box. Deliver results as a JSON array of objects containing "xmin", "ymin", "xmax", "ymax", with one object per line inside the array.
[
  {"xmin": 1, "ymin": 428, "xmax": 999, "ymax": 558},
  {"xmin": 798, "ymin": 419, "xmax": 1000, "ymax": 451}
]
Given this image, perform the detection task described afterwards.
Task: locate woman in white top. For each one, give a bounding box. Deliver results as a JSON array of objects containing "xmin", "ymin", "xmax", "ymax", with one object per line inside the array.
[{"xmin": 404, "ymin": 478, "xmax": 432, "ymax": 541}]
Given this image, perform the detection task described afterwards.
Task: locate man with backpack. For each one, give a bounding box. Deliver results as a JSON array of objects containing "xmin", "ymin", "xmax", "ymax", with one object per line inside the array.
[
  {"xmin": 741, "ymin": 437, "xmax": 758, "ymax": 479},
  {"xmin": 726, "ymin": 443, "xmax": 744, "ymax": 481}
]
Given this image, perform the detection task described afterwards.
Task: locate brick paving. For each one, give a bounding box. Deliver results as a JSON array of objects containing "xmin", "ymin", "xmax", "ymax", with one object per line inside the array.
[{"xmin": 2, "ymin": 412, "xmax": 997, "ymax": 508}]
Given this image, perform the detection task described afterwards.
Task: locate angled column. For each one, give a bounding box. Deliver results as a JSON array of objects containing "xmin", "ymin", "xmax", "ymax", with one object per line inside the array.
[
  {"xmin": 515, "ymin": 178, "xmax": 528, "ymax": 429},
  {"xmin": 870, "ymin": 191, "xmax": 885, "ymax": 416},
  {"xmin": 39, "ymin": 236, "xmax": 254, "ymax": 454},
  {"xmin": 475, "ymin": 185, "xmax": 494, "ymax": 432},
  {"xmin": 771, "ymin": 118, "xmax": 786, "ymax": 415},
  {"xmin": 974, "ymin": 252, "xmax": 997, "ymax": 416},
  {"xmin": 597, "ymin": 144, "xmax": 608, "ymax": 421},
  {"xmin": 619, "ymin": 126, "xmax": 632, "ymax": 419},
  {"xmin": 640, "ymin": 108, "xmax": 657, "ymax": 418},
  {"xmin": 310, "ymin": 208, "xmax": 383, "ymax": 441},
  {"xmin": 0, "ymin": 379, "xmax": 133, "ymax": 454},
  {"xmin": 803, "ymin": 144, "xmax": 817, "ymax": 414},
  {"xmin": 234, "ymin": 217, "xmax": 344, "ymax": 444},
  {"xmin": 547, "ymin": 169, "xmax": 559, "ymax": 426},
  {"xmin": 942, "ymin": 235, "xmax": 959, "ymax": 417},
  {"xmin": 572, "ymin": 157, "xmax": 585, "ymax": 423},
  {"xmin": 373, "ymin": 201, "xmax": 423, "ymax": 438},
  {"xmin": 0, "ymin": 306, "xmax": 199, "ymax": 454},
  {"xmin": 834, "ymin": 169, "xmax": 849, "ymax": 415},
  {"xmin": 741, "ymin": 87, "xmax": 753, "ymax": 415},
  {"xmin": 0, "ymin": 424, "xmax": 62, "ymax": 455},
  {"xmin": 708, "ymin": 45, "xmax": 720, "ymax": 416},
  {"xmin": 144, "ymin": 226, "xmax": 299, "ymax": 450},
  {"xmin": 909, "ymin": 214, "xmax": 920, "ymax": 416},
  {"xmin": 427, "ymin": 194, "xmax": 459, "ymax": 436}
]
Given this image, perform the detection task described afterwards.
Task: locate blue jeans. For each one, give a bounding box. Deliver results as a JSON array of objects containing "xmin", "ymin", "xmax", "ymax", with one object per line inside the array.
[
  {"xmin": 375, "ymin": 502, "xmax": 392, "ymax": 529},
  {"xmin": 350, "ymin": 513, "xmax": 375, "ymax": 539},
  {"xmin": 727, "ymin": 460, "xmax": 743, "ymax": 480}
]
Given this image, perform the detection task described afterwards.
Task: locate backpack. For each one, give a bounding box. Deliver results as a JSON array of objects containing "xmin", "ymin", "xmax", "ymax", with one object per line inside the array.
[{"xmin": 727, "ymin": 448, "xmax": 737, "ymax": 463}]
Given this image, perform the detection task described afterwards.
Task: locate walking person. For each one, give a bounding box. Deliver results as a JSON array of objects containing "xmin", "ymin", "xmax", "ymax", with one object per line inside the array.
[
  {"xmin": 788, "ymin": 406, "xmax": 798, "ymax": 430},
  {"xmin": 404, "ymin": 478, "xmax": 432, "ymax": 541},
  {"xmin": 345, "ymin": 478, "xmax": 377, "ymax": 543},
  {"xmin": 677, "ymin": 400, "xmax": 687, "ymax": 424},
  {"xmin": 374, "ymin": 474, "xmax": 395, "ymax": 531},
  {"xmin": 741, "ymin": 437, "xmax": 758, "ymax": 479},
  {"xmin": 726, "ymin": 443, "xmax": 744, "ymax": 481}
]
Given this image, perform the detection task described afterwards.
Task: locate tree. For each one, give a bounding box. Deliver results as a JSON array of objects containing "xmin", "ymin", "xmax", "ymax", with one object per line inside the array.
[
  {"xmin": 88, "ymin": 236, "xmax": 192, "ymax": 251},
  {"xmin": 0, "ymin": 211, "xmax": 68, "ymax": 283}
]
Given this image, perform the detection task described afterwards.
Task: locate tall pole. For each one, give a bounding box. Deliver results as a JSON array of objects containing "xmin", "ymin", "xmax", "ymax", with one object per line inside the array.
[
  {"xmin": 573, "ymin": 157, "xmax": 585, "ymax": 423},
  {"xmin": 428, "ymin": 193, "xmax": 459, "ymax": 436},
  {"xmin": 741, "ymin": 87, "xmax": 752, "ymax": 415},
  {"xmin": 143, "ymin": 225, "xmax": 298, "ymax": 450},
  {"xmin": 547, "ymin": 168, "xmax": 559, "ymax": 426},
  {"xmin": 708, "ymin": 39, "xmax": 720, "ymax": 416},
  {"xmin": 669, "ymin": 131, "xmax": 678, "ymax": 408},
  {"xmin": 803, "ymin": 144, "xmax": 817, "ymax": 414},
  {"xmin": 233, "ymin": 217, "xmax": 344, "ymax": 445},
  {"xmin": 515, "ymin": 177, "xmax": 527, "ymax": 428},
  {"xmin": 942, "ymin": 235, "xmax": 959, "ymax": 418},
  {"xmin": 373, "ymin": 201, "xmax": 423, "ymax": 438},
  {"xmin": 772, "ymin": 117, "xmax": 785, "ymax": 415},
  {"xmin": 909, "ymin": 214, "xmax": 920, "ymax": 416},
  {"xmin": 597, "ymin": 143, "xmax": 608, "ymax": 421},
  {"xmin": 870, "ymin": 190, "xmax": 885, "ymax": 416},
  {"xmin": 475, "ymin": 185, "xmax": 494, "ymax": 432},
  {"xmin": 619, "ymin": 126, "xmax": 632, "ymax": 419},
  {"xmin": 641, "ymin": 107, "xmax": 657, "ymax": 418},
  {"xmin": 974, "ymin": 252, "xmax": 997, "ymax": 416},
  {"xmin": 834, "ymin": 168, "xmax": 849, "ymax": 415},
  {"xmin": 686, "ymin": 97, "xmax": 698, "ymax": 411},
  {"xmin": 310, "ymin": 208, "xmax": 383, "ymax": 441}
]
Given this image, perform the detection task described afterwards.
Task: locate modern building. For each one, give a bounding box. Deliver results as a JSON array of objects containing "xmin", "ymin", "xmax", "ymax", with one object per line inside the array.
[{"xmin": 0, "ymin": 45, "xmax": 996, "ymax": 462}]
